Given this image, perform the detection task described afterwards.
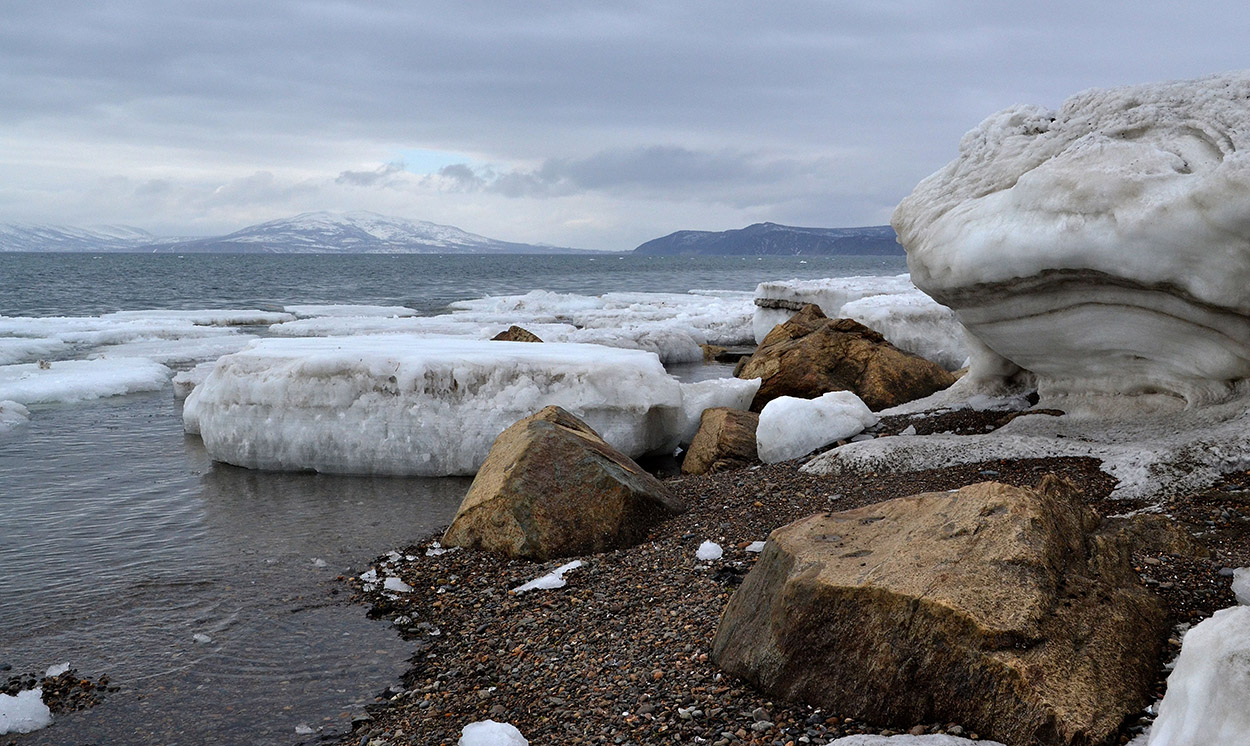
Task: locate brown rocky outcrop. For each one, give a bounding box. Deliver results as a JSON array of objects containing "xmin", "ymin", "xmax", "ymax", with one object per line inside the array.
[
  {"xmin": 442, "ymin": 406, "xmax": 685, "ymax": 560},
  {"xmin": 736, "ymin": 304, "xmax": 953, "ymax": 411},
  {"xmin": 491, "ymin": 325, "xmax": 543, "ymax": 342},
  {"xmin": 681, "ymin": 407, "xmax": 759, "ymax": 475},
  {"xmin": 712, "ymin": 478, "xmax": 1166, "ymax": 746}
]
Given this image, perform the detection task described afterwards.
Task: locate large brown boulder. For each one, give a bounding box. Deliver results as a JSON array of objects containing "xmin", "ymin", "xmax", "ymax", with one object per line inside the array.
[
  {"xmin": 681, "ymin": 407, "xmax": 759, "ymax": 475},
  {"xmin": 491, "ymin": 325, "xmax": 543, "ymax": 342},
  {"xmin": 712, "ymin": 478, "xmax": 1166, "ymax": 746},
  {"xmin": 737, "ymin": 304, "xmax": 954, "ymax": 411},
  {"xmin": 442, "ymin": 406, "xmax": 685, "ymax": 560}
]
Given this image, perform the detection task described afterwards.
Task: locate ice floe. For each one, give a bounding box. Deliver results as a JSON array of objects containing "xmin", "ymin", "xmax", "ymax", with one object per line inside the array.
[
  {"xmin": 0, "ymin": 337, "xmax": 67, "ymax": 366},
  {"xmin": 0, "ymin": 358, "xmax": 171, "ymax": 405},
  {"xmin": 895, "ymin": 70, "xmax": 1250, "ymax": 412},
  {"xmin": 757, "ymin": 392, "xmax": 877, "ymax": 464},
  {"xmin": 0, "ymin": 688, "xmax": 52, "ymax": 735},
  {"xmin": 1147, "ymin": 605, "xmax": 1250, "ymax": 745},
  {"xmin": 185, "ymin": 337, "xmax": 683, "ymax": 476},
  {"xmin": 284, "ymin": 304, "xmax": 416, "ymax": 318}
]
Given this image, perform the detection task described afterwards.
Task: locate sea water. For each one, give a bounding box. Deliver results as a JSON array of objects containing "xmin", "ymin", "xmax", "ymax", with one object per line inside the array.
[{"xmin": 0, "ymin": 252, "xmax": 905, "ymax": 744}]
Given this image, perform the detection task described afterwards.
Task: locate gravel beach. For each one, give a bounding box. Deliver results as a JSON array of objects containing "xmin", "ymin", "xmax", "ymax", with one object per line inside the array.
[{"xmin": 331, "ymin": 408, "xmax": 1250, "ymax": 746}]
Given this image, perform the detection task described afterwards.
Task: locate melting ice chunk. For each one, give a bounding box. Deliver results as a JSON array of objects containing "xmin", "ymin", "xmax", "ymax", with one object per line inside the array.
[
  {"xmin": 0, "ymin": 688, "xmax": 53, "ymax": 735},
  {"xmin": 696, "ymin": 541, "xmax": 723, "ymax": 561},
  {"xmin": 512, "ymin": 561, "xmax": 583, "ymax": 594}
]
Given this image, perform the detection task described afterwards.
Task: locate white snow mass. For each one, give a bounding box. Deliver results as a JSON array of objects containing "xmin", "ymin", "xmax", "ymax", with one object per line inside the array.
[
  {"xmin": 512, "ymin": 560, "xmax": 583, "ymax": 594},
  {"xmin": 696, "ymin": 541, "xmax": 723, "ymax": 561},
  {"xmin": 677, "ymin": 377, "xmax": 760, "ymax": 444},
  {"xmin": 1147, "ymin": 605, "xmax": 1250, "ymax": 746},
  {"xmin": 185, "ymin": 337, "xmax": 682, "ymax": 476},
  {"xmin": 0, "ymin": 689, "xmax": 52, "ymax": 735},
  {"xmin": 756, "ymin": 392, "xmax": 877, "ymax": 464},
  {"xmin": 459, "ymin": 720, "xmax": 529, "ymax": 746}
]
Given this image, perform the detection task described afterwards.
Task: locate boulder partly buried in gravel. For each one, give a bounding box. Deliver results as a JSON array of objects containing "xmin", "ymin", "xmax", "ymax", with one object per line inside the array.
[
  {"xmin": 443, "ymin": 406, "xmax": 686, "ymax": 560},
  {"xmin": 736, "ymin": 304, "xmax": 954, "ymax": 411},
  {"xmin": 712, "ymin": 478, "xmax": 1166, "ymax": 746},
  {"xmin": 491, "ymin": 325, "xmax": 544, "ymax": 342},
  {"xmin": 681, "ymin": 407, "xmax": 759, "ymax": 475}
]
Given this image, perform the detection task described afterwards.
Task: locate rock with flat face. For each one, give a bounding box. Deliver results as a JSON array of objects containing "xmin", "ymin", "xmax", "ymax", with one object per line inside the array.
[
  {"xmin": 443, "ymin": 406, "xmax": 685, "ymax": 560},
  {"xmin": 737, "ymin": 304, "xmax": 954, "ymax": 411},
  {"xmin": 491, "ymin": 325, "xmax": 543, "ymax": 343},
  {"xmin": 681, "ymin": 407, "xmax": 759, "ymax": 475},
  {"xmin": 896, "ymin": 71, "xmax": 1250, "ymax": 411},
  {"xmin": 712, "ymin": 478, "xmax": 1166, "ymax": 746}
]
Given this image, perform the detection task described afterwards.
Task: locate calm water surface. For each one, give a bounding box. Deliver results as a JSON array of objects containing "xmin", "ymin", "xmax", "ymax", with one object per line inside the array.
[{"xmin": 0, "ymin": 253, "xmax": 906, "ymax": 743}]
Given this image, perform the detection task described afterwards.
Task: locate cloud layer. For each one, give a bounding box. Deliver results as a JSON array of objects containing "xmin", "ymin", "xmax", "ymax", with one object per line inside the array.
[{"xmin": 2, "ymin": 1, "xmax": 1249, "ymax": 249}]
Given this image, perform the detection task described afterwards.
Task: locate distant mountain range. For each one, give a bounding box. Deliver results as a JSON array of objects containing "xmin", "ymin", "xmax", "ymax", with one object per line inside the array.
[
  {"xmin": 632, "ymin": 222, "xmax": 902, "ymax": 256},
  {"xmin": 0, "ymin": 211, "xmax": 586, "ymax": 254}
]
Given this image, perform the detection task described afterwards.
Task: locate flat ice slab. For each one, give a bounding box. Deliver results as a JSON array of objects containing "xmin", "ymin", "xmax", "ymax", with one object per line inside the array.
[
  {"xmin": 185, "ymin": 337, "xmax": 683, "ymax": 476},
  {"xmin": 0, "ymin": 358, "xmax": 171, "ymax": 405}
]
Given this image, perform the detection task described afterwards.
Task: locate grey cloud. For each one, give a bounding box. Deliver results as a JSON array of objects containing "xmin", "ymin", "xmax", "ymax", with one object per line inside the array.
[{"xmin": 336, "ymin": 162, "xmax": 406, "ymax": 187}]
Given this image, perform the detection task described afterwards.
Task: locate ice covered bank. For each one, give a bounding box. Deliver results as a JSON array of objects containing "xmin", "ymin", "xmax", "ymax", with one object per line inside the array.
[
  {"xmin": 184, "ymin": 337, "xmax": 689, "ymax": 476},
  {"xmin": 895, "ymin": 70, "xmax": 1250, "ymax": 411}
]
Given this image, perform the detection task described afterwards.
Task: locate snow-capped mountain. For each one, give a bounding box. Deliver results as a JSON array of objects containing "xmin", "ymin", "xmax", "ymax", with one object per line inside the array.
[
  {"xmin": 0, "ymin": 223, "xmax": 158, "ymax": 252},
  {"xmin": 632, "ymin": 222, "xmax": 902, "ymax": 256},
  {"xmin": 145, "ymin": 211, "xmax": 584, "ymax": 254}
]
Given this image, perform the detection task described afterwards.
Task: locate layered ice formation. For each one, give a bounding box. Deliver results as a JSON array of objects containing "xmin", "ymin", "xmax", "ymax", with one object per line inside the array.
[
  {"xmin": 185, "ymin": 337, "xmax": 684, "ymax": 476},
  {"xmin": 895, "ymin": 70, "xmax": 1250, "ymax": 410},
  {"xmin": 753, "ymin": 275, "xmax": 968, "ymax": 370},
  {"xmin": 756, "ymin": 391, "xmax": 878, "ymax": 463},
  {"xmin": 1147, "ymin": 605, "xmax": 1250, "ymax": 745}
]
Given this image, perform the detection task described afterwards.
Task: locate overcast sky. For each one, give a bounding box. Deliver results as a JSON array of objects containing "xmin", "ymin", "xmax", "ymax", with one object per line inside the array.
[{"xmin": 2, "ymin": 1, "xmax": 1248, "ymax": 250}]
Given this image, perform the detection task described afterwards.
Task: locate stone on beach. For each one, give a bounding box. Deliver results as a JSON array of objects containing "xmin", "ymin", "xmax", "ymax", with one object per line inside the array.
[
  {"xmin": 712, "ymin": 478, "xmax": 1166, "ymax": 746},
  {"xmin": 183, "ymin": 336, "xmax": 682, "ymax": 476},
  {"xmin": 681, "ymin": 407, "xmax": 760, "ymax": 475},
  {"xmin": 895, "ymin": 70, "xmax": 1250, "ymax": 412},
  {"xmin": 737, "ymin": 304, "xmax": 954, "ymax": 412},
  {"xmin": 442, "ymin": 406, "xmax": 686, "ymax": 560},
  {"xmin": 490, "ymin": 325, "xmax": 543, "ymax": 342}
]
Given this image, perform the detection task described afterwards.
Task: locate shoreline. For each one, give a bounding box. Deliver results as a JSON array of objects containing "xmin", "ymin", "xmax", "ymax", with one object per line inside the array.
[{"xmin": 332, "ymin": 407, "xmax": 1249, "ymax": 746}]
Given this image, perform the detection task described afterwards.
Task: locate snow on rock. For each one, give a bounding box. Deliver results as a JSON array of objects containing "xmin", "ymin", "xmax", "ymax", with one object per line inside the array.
[
  {"xmin": 284, "ymin": 304, "xmax": 416, "ymax": 318},
  {"xmin": 1147, "ymin": 605, "xmax": 1250, "ymax": 746},
  {"xmin": 828, "ymin": 736, "xmax": 1005, "ymax": 746},
  {"xmin": 895, "ymin": 71, "xmax": 1250, "ymax": 412},
  {"xmin": 512, "ymin": 561, "xmax": 583, "ymax": 594},
  {"xmin": 1233, "ymin": 568, "xmax": 1250, "ymax": 605},
  {"xmin": 0, "ymin": 358, "xmax": 171, "ymax": 405},
  {"xmin": 0, "ymin": 688, "xmax": 52, "ymax": 735},
  {"xmin": 184, "ymin": 337, "xmax": 682, "ymax": 476},
  {"xmin": 0, "ymin": 400, "xmax": 29, "ymax": 434},
  {"xmin": 757, "ymin": 392, "xmax": 877, "ymax": 464},
  {"xmin": 752, "ymin": 276, "xmax": 967, "ymax": 370},
  {"xmin": 803, "ymin": 395, "xmax": 1250, "ymax": 503},
  {"xmin": 696, "ymin": 541, "xmax": 723, "ymax": 561},
  {"xmin": 677, "ymin": 377, "xmax": 761, "ymax": 443},
  {"xmin": 459, "ymin": 720, "xmax": 529, "ymax": 746}
]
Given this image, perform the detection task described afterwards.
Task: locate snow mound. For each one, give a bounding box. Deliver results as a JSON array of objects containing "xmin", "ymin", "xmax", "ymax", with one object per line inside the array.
[
  {"xmin": 512, "ymin": 560, "xmax": 583, "ymax": 594},
  {"xmin": 828, "ymin": 736, "xmax": 1004, "ymax": 746},
  {"xmin": 184, "ymin": 337, "xmax": 682, "ymax": 476},
  {"xmin": 895, "ymin": 70, "xmax": 1250, "ymax": 411},
  {"xmin": 677, "ymin": 377, "xmax": 760, "ymax": 443},
  {"xmin": 1147, "ymin": 605, "xmax": 1250, "ymax": 745},
  {"xmin": 757, "ymin": 392, "xmax": 877, "ymax": 463},
  {"xmin": 0, "ymin": 400, "xmax": 29, "ymax": 434},
  {"xmin": 459, "ymin": 720, "xmax": 528, "ymax": 746},
  {"xmin": 0, "ymin": 689, "xmax": 52, "ymax": 735},
  {"xmin": 0, "ymin": 358, "xmax": 171, "ymax": 405}
]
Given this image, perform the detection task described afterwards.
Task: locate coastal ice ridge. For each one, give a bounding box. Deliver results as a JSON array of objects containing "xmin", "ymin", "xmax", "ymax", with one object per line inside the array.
[
  {"xmin": 753, "ymin": 275, "xmax": 968, "ymax": 370},
  {"xmin": 185, "ymin": 337, "xmax": 687, "ymax": 476}
]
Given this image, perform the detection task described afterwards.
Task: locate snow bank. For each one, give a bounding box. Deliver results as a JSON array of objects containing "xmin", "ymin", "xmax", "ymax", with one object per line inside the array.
[
  {"xmin": 0, "ymin": 400, "xmax": 29, "ymax": 434},
  {"xmin": 752, "ymin": 276, "xmax": 968, "ymax": 370},
  {"xmin": 0, "ymin": 689, "xmax": 52, "ymax": 735},
  {"xmin": 185, "ymin": 337, "xmax": 682, "ymax": 476},
  {"xmin": 0, "ymin": 358, "xmax": 171, "ymax": 405},
  {"xmin": 895, "ymin": 71, "xmax": 1250, "ymax": 410},
  {"xmin": 512, "ymin": 560, "xmax": 583, "ymax": 594},
  {"xmin": 1147, "ymin": 605, "xmax": 1250, "ymax": 745},
  {"xmin": 459, "ymin": 720, "xmax": 528, "ymax": 746},
  {"xmin": 757, "ymin": 392, "xmax": 877, "ymax": 463},
  {"xmin": 802, "ymin": 395, "xmax": 1250, "ymax": 502},
  {"xmin": 677, "ymin": 377, "xmax": 760, "ymax": 443}
]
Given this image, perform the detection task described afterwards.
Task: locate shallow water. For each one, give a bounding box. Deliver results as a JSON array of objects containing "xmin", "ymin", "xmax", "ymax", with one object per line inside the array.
[{"xmin": 0, "ymin": 392, "xmax": 471, "ymax": 744}]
